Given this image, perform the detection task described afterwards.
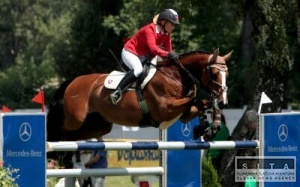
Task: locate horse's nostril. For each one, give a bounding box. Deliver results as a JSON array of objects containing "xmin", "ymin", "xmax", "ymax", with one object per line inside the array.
[{"xmin": 218, "ymin": 102, "xmax": 226, "ymax": 110}]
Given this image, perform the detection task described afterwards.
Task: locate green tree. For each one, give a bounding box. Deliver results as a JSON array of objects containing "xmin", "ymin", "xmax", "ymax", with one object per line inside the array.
[
  {"xmin": 0, "ymin": 0, "xmax": 23, "ymax": 70},
  {"xmin": 286, "ymin": 2, "xmax": 300, "ymax": 108},
  {"xmin": 0, "ymin": 0, "xmax": 64, "ymax": 108},
  {"xmin": 202, "ymin": 157, "xmax": 221, "ymax": 187},
  {"xmin": 0, "ymin": 59, "xmax": 55, "ymax": 108},
  {"xmin": 252, "ymin": 0, "xmax": 293, "ymax": 112},
  {"xmin": 51, "ymin": 0, "xmax": 123, "ymax": 79}
]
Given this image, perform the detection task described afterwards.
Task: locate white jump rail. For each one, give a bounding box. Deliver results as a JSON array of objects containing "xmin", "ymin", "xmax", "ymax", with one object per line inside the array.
[{"xmin": 47, "ymin": 167, "xmax": 164, "ymax": 178}]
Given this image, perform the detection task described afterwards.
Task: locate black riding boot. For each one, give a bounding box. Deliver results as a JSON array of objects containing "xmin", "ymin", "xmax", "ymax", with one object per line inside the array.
[{"xmin": 110, "ymin": 70, "xmax": 136, "ymax": 105}]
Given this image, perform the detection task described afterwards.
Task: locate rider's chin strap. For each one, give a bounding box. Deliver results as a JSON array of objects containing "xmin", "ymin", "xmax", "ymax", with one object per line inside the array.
[{"xmin": 158, "ymin": 22, "xmax": 169, "ymax": 34}]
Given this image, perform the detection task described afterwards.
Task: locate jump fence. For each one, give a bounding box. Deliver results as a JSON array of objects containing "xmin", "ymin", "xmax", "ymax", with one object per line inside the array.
[{"xmin": 46, "ymin": 140, "xmax": 260, "ymax": 179}]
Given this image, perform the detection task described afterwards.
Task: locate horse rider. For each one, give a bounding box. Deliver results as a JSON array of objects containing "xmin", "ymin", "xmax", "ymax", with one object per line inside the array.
[{"xmin": 110, "ymin": 9, "xmax": 180, "ymax": 105}]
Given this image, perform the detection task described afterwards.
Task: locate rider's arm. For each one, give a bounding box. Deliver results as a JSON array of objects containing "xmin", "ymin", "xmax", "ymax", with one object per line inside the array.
[
  {"xmin": 162, "ymin": 35, "xmax": 172, "ymax": 52},
  {"xmin": 144, "ymin": 25, "xmax": 170, "ymax": 57}
]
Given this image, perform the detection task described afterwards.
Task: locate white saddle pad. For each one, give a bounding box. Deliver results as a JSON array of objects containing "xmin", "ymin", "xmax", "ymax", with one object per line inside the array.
[{"xmin": 104, "ymin": 56, "xmax": 160, "ymax": 89}]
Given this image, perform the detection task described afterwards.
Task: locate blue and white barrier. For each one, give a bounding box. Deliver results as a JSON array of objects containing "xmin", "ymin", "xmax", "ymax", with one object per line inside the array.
[
  {"xmin": 47, "ymin": 140, "xmax": 259, "ymax": 152},
  {"xmin": 47, "ymin": 167, "xmax": 164, "ymax": 177}
]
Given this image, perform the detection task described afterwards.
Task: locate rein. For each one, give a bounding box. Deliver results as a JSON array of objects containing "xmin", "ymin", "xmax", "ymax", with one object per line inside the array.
[
  {"xmin": 173, "ymin": 58, "xmax": 211, "ymax": 101},
  {"xmin": 173, "ymin": 58, "xmax": 200, "ymax": 86}
]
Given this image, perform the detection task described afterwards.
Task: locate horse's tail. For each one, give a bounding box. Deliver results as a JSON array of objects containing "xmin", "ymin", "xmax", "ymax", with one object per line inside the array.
[
  {"xmin": 47, "ymin": 78, "xmax": 75, "ymax": 166},
  {"xmin": 47, "ymin": 78, "xmax": 74, "ymax": 142}
]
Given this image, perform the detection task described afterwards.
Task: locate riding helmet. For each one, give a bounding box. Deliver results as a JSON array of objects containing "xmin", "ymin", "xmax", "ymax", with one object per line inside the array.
[{"xmin": 158, "ymin": 9, "xmax": 180, "ymax": 25}]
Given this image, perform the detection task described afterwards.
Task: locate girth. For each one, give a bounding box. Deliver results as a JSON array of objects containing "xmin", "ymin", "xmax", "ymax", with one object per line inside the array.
[
  {"xmin": 136, "ymin": 87, "xmax": 160, "ymax": 128},
  {"xmin": 134, "ymin": 60, "xmax": 160, "ymax": 128}
]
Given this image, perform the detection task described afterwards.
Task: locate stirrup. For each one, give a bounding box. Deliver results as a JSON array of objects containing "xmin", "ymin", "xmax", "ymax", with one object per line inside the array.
[{"xmin": 110, "ymin": 90, "xmax": 122, "ymax": 105}]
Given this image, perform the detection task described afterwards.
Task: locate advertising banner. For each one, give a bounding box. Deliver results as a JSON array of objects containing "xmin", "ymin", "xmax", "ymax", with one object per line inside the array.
[
  {"xmin": 260, "ymin": 113, "xmax": 300, "ymax": 187},
  {"xmin": 164, "ymin": 117, "xmax": 201, "ymax": 187},
  {"xmin": 2, "ymin": 113, "xmax": 46, "ymax": 187}
]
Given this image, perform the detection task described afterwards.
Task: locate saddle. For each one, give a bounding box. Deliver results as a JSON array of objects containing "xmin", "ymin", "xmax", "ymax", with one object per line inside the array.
[
  {"xmin": 104, "ymin": 56, "xmax": 161, "ymax": 128},
  {"xmin": 104, "ymin": 56, "xmax": 160, "ymax": 90}
]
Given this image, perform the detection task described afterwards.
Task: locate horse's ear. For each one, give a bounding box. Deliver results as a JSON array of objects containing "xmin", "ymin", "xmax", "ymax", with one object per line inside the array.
[
  {"xmin": 209, "ymin": 48, "xmax": 219, "ymax": 63},
  {"xmin": 223, "ymin": 50, "xmax": 233, "ymax": 61}
]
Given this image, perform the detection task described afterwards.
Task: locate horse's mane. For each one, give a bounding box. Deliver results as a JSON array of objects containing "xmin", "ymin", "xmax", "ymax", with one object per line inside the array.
[
  {"xmin": 178, "ymin": 50, "xmax": 211, "ymax": 59},
  {"xmin": 158, "ymin": 50, "xmax": 211, "ymax": 67}
]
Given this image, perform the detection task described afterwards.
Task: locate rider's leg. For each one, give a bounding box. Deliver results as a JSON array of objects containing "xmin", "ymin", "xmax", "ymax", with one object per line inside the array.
[
  {"xmin": 110, "ymin": 49, "xmax": 143, "ymax": 105},
  {"xmin": 110, "ymin": 70, "xmax": 136, "ymax": 105}
]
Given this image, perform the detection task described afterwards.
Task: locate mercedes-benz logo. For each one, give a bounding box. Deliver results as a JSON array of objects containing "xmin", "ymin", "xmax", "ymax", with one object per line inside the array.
[
  {"xmin": 19, "ymin": 122, "xmax": 32, "ymax": 142},
  {"xmin": 278, "ymin": 124, "xmax": 288, "ymax": 142},
  {"xmin": 181, "ymin": 122, "xmax": 191, "ymax": 137}
]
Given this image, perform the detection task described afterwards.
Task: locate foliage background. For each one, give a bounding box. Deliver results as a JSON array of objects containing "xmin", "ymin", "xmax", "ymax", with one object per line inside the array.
[{"xmin": 0, "ymin": 160, "xmax": 19, "ymax": 187}]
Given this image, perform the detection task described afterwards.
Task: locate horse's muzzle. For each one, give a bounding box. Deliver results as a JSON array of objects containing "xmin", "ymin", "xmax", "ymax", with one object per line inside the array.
[
  {"xmin": 217, "ymin": 101, "xmax": 227, "ymax": 110},
  {"xmin": 213, "ymin": 99, "xmax": 228, "ymax": 110}
]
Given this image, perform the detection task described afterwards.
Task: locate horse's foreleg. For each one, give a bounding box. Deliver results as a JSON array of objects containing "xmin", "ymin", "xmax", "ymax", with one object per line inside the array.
[
  {"xmin": 179, "ymin": 99, "xmax": 212, "ymax": 123},
  {"xmin": 212, "ymin": 108, "xmax": 222, "ymax": 129},
  {"xmin": 194, "ymin": 99, "xmax": 213, "ymax": 111},
  {"xmin": 180, "ymin": 106, "xmax": 200, "ymax": 123},
  {"xmin": 167, "ymin": 97, "xmax": 193, "ymax": 106}
]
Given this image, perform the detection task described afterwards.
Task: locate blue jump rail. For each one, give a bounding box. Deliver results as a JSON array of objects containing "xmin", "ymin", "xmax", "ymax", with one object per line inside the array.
[{"xmin": 47, "ymin": 140, "xmax": 259, "ymax": 152}]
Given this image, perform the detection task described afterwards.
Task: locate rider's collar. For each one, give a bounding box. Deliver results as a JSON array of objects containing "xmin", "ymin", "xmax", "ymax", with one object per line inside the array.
[{"xmin": 156, "ymin": 24, "xmax": 169, "ymax": 35}]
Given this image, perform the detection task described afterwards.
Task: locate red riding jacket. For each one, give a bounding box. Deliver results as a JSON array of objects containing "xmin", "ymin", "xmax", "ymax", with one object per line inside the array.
[{"xmin": 124, "ymin": 23, "xmax": 172, "ymax": 58}]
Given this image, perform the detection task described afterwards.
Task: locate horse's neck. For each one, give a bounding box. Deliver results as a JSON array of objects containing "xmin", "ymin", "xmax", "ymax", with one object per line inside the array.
[
  {"xmin": 155, "ymin": 59, "xmax": 195, "ymax": 97},
  {"xmin": 156, "ymin": 54, "xmax": 210, "ymax": 81},
  {"xmin": 157, "ymin": 60, "xmax": 185, "ymax": 81},
  {"xmin": 179, "ymin": 55, "xmax": 209, "ymax": 70}
]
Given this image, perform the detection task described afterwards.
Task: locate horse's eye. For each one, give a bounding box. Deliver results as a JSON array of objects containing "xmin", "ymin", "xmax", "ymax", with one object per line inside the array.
[{"xmin": 211, "ymin": 73, "xmax": 218, "ymax": 80}]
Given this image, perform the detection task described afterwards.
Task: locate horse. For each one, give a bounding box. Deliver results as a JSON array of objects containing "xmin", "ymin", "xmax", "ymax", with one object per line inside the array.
[{"xmin": 47, "ymin": 48, "xmax": 232, "ymax": 144}]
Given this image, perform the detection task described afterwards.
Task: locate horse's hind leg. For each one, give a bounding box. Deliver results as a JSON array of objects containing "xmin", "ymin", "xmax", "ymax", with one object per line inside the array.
[
  {"xmin": 63, "ymin": 94, "xmax": 89, "ymax": 131},
  {"xmin": 63, "ymin": 111, "xmax": 87, "ymax": 131},
  {"xmin": 65, "ymin": 112, "xmax": 113, "ymax": 141},
  {"xmin": 63, "ymin": 79, "xmax": 92, "ymax": 131}
]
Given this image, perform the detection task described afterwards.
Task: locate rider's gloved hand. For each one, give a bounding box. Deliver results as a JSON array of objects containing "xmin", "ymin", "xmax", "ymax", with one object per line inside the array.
[{"xmin": 167, "ymin": 52, "xmax": 178, "ymax": 61}]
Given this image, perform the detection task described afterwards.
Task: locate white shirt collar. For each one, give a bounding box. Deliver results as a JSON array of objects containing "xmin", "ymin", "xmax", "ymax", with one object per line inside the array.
[{"xmin": 155, "ymin": 24, "xmax": 169, "ymax": 35}]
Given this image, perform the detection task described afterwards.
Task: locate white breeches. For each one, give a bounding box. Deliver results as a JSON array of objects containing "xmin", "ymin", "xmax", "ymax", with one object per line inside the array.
[{"xmin": 121, "ymin": 48, "xmax": 146, "ymax": 77}]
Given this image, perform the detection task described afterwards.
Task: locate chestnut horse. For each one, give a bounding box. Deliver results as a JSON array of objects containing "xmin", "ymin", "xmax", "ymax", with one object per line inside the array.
[{"xmin": 47, "ymin": 48, "xmax": 232, "ymax": 143}]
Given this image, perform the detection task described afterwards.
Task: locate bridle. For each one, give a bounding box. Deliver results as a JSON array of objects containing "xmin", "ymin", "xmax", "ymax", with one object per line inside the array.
[
  {"xmin": 206, "ymin": 62, "xmax": 228, "ymax": 109},
  {"xmin": 207, "ymin": 63, "xmax": 228, "ymax": 97}
]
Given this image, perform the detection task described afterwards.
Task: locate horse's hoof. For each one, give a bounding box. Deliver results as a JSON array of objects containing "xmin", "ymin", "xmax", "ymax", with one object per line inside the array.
[
  {"xmin": 193, "ymin": 125, "xmax": 201, "ymax": 140},
  {"xmin": 193, "ymin": 125, "xmax": 206, "ymax": 140},
  {"xmin": 192, "ymin": 120, "xmax": 210, "ymax": 140},
  {"xmin": 203, "ymin": 127, "xmax": 219, "ymax": 141}
]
